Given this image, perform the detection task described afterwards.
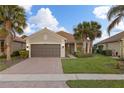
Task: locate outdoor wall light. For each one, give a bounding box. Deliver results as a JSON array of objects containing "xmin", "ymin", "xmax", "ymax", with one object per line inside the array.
[
  {"xmin": 62, "ymin": 44, "xmax": 64, "ymax": 48},
  {"xmin": 26, "ymin": 46, "xmax": 29, "ymax": 48}
]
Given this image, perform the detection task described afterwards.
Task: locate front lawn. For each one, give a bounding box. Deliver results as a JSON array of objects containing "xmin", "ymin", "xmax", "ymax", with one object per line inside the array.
[
  {"xmin": 0, "ymin": 57, "xmax": 24, "ymax": 71},
  {"xmin": 62, "ymin": 55, "xmax": 121, "ymax": 74},
  {"xmin": 67, "ymin": 80, "xmax": 124, "ymax": 88}
]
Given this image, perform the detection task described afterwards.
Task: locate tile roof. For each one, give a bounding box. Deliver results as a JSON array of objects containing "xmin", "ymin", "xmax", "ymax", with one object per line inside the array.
[
  {"xmin": 56, "ymin": 31, "xmax": 75, "ymax": 43},
  {"xmin": 97, "ymin": 31, "xmax": 124, "ymax": 44}
]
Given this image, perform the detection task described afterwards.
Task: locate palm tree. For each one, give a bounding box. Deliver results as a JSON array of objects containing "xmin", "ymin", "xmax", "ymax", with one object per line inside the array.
[
  {"xmin": 73, "ymin": 22, "xmax": 90, "ymax": 54},
  {"xmin": 88, "ymin": 21, "xmax": 102, "ymax": 54},
  {"xmin": 107, "ymin": 5, "xmax": 124, "ymax": 35},
  {"xmin": 74, "ymin": 21, "xmax": 102, "ymax": 54},
  {"xmin": 0, "ymin": 5, "xmax": 27, "ymax": 61}
]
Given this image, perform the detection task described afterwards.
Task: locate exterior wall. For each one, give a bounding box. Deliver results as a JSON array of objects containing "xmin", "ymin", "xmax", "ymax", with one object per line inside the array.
[
  {"xmin": 27, "ymin": 30, "xmax": 64, "ymax": 44},
  {"xmin": 0, "ymin": 40, "xmax": 26, "ymax": 56},
  {"xmin": 26, "ymin": 29, "xmax": 66, "ymax": 57},
  {"xmin": 99, "ymin": 41, "xmax": 121, "ymax": 56},
  {"xmin": 101, "ymin": 44, "xmax": 107, "ymax": 50},
  {"xmin": 11, "ymin": 42, "xmax": 26, "ymax": 53},
  {"xmin": 107, "ymin": 42, "xmax": 121, "ymax": 56}
]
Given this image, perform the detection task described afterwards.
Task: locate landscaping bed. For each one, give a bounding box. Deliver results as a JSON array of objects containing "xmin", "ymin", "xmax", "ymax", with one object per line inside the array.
[
  {"xmin": 0, "ymin": 57, "xmax": 25, "ymax": 71},
  {"xmin": 62, "ymin": 55, "xmax": 121, "ymax": 74},
  {"xmin": 66, "ymin": 80, "xmax": 124, "ymax": 88}
]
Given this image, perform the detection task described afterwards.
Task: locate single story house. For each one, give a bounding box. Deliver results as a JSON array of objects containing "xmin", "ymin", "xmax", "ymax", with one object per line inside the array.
[
  {"xmin": 26, "ymin": 27, "xmax": 78, "ymax": 57},
  {"xmin": 0, "ymin": 37, "xmax": 26, "ymax": 56},
  {"xmin": 96, "ymin": 31, "xmax": 124, "ymax": 57}
]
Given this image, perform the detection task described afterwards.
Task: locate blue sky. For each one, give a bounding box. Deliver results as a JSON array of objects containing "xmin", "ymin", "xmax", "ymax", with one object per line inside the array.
[{"xmin": 22, "ymin": 5, "xmax": 124, "ymax": 43}]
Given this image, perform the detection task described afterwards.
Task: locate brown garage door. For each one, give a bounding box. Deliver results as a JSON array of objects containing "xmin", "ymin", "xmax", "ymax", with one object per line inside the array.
[{"xmin": 31, "ymin": 44, "xmax": 60, "ymax": 57}]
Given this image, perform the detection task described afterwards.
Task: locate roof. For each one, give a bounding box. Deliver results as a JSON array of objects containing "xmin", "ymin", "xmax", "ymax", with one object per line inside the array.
[
  {"xmin": 56, "ymin": 31, "xmax": 75, "ymax": 43},
  {"xmin": 0, "ymin": 36, "xmax": 25, "ymax": 43},
  {"xmin": 97, "ymin": 31, "xmax": 124, "ymax": 44},
  {"xmin": 26, "ymin": 27, "xmax": 67, "ymax": 40}
]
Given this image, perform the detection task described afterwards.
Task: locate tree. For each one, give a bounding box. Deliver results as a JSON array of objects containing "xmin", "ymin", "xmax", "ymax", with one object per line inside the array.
[
  {"xmin": 107, "ymin": 5, "xmax": 124, "ymax": 35},
  {"xmin": 88, "ymin": 21, "xmax": 102, "ymax": 54},
  {"xmin": 73, "ymin": 22, "xmax": 91, "ymax": 54},
  {"xmin": 0, "ymin": 5, "xmax": 27, "ymax": 61},
  {"xmin": 73, "ymin": 21, "xmax": 102, "ymax": 54}
]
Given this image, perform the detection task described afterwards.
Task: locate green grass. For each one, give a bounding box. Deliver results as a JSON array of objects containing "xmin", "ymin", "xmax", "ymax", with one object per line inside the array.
[
  {"xmin": 62, "ymin": 55, "xmax": 121, "ymax": 74},
  {"xmin": 66, "ymin": 80, "xmax": 124, "ymax": 88}
]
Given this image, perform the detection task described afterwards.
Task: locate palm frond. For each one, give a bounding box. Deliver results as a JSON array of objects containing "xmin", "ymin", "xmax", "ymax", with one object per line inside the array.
[
  {"xmin": 0, "ymin": 5, "xmax": 27, "ymax": 36},
  {"xmin": 107, "ymin": 5, "xmax": 124, "ymax": 21},
  {"xmin": 107, "ymin": 15, "xmax": 122, "ymax": 35}
]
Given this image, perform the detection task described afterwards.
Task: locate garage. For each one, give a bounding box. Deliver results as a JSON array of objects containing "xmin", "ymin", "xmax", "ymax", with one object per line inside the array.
[
  {"xmin": 31, "ymin": 44, "xmax": 60, "ymax": 57},
  {"xmin": 26, "ymin": 28, "xmax": 66, "ymax": 57}
]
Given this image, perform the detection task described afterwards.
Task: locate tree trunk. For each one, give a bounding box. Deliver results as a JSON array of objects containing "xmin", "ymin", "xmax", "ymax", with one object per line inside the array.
[
  {"xmin": 5, "ymin": 34, "xmax": 12, "ymax": 61},
  {"xmin": 87, "ymin": 40, "xmax": 90, "ymax": 54},
  {"xmin": 82, "ymin": 39, "xmax": 87, "ymax": 54},
  {"xmin": 89, "ymin": 40, "xmax": 93, "ymax": 54},
  {"xmin": 4, "ymin": 20, "xmax": 12, "ymax": 61}
]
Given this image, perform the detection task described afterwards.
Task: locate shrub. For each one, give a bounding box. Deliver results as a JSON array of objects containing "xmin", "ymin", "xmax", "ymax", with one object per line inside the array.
[
  {"xmin": 93, "ymin": 44, "xmax": 97, "ymax": 54},
  {"xmin": 105, "ymin": 50, "xmax": 112, "ymax": 56},
  {"xmin": 101, "ymin": 50, "xmax": 106, "ymax": 55},
  {"xmin": 19, "ymin": 49, "xmax": 29, "ymax": 58},
  {"xmin": 75, "ymin": 52, "xmax": 93, "ymax": 58},
  {"xmin": 101, "ymin": 50, "xmax": 112, "ymax": 56},
  {"xmin": 11, "ymin": 51, "xmax": 20, "ymax": 57},
  {"xmin": 0, "ymin": 55, "xmax": 6, "ymax": 58},
  {"xmin": 96, "ymin": 45, "xmax": 103, "ymax": 54}
]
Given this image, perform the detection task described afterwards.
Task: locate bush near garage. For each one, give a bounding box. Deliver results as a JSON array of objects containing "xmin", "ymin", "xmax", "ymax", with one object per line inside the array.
[{"xmin": 19, "ymin": 49, "xmax": 29, "ymax": 58}]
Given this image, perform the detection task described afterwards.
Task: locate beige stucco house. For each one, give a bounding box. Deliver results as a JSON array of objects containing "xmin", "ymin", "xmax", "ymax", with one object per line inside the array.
[
  {"xmin": 0, "ymin": 37, "xmax": 26, "ymax": 56},
  {"xmin": 26, "ymin": 28, "xmax": 77, "ymax": 57},
  {"xmin": 97, "ymin": 31, "xmax": 124, "ymax": 58}
]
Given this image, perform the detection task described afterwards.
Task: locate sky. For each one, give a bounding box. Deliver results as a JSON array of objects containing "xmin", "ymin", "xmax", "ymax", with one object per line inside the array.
[{"xmin": 22, "ymin": 5, "xmax": 124, "ymax": 44}]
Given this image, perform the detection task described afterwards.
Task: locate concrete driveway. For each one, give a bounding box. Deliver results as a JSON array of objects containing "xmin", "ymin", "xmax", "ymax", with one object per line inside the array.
[{"xmin": 0, "ymin": 58, "xmax": 63, "ymax": 74}]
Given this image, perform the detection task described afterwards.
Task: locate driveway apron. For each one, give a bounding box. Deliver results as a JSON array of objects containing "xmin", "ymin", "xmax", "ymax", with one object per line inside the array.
[{"xmin": 0, "ymin": 58, "xmax": 63, "ymax": 74}]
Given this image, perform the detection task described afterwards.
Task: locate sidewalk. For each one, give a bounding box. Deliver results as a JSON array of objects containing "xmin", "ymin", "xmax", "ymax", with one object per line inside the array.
[{"xmin": 0, "ymin": 74, "xmax": 124, "ymax": 81}]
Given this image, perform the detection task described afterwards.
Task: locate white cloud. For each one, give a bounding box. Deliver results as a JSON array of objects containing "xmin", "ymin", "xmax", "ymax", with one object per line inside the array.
[
  {"xmin": 21, "ymin": 5, "xmax": 32, "ymax": 15},
  {"xmin": 93, "ymin": 6, "xmax": 110, "ymax": 19},
  {"xmin": 115, "ymin": 20, "xmax": 124, "ymax": 30},
  {"xmin": 93, "ymin": 6, "xmax": 124, "ymax": 31},
  {"xmin": 23, "ymin": 23, "xmax": 32, "ymax": 34},
  {"xmin": 28, "ymin": 8, "xmax": 67, "ymax": 32}
]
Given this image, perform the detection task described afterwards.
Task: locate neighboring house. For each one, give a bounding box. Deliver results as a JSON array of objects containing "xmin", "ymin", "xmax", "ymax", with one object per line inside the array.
[
  {"xmin": 96, "ymin": 31, "xmax": 124, "ymax": 57},
  {"xmin": 0, "ymin": 37, "xmax": 26, "ymax": 56},
  {"xmin": 26, "ymin": 28, "xmax": 78, "ymax": 58}
]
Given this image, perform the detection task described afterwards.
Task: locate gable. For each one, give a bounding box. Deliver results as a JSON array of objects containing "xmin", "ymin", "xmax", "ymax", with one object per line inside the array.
[{"xmin": 26, "ymin": 28, "xmax": 66, "ymax": 43}]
